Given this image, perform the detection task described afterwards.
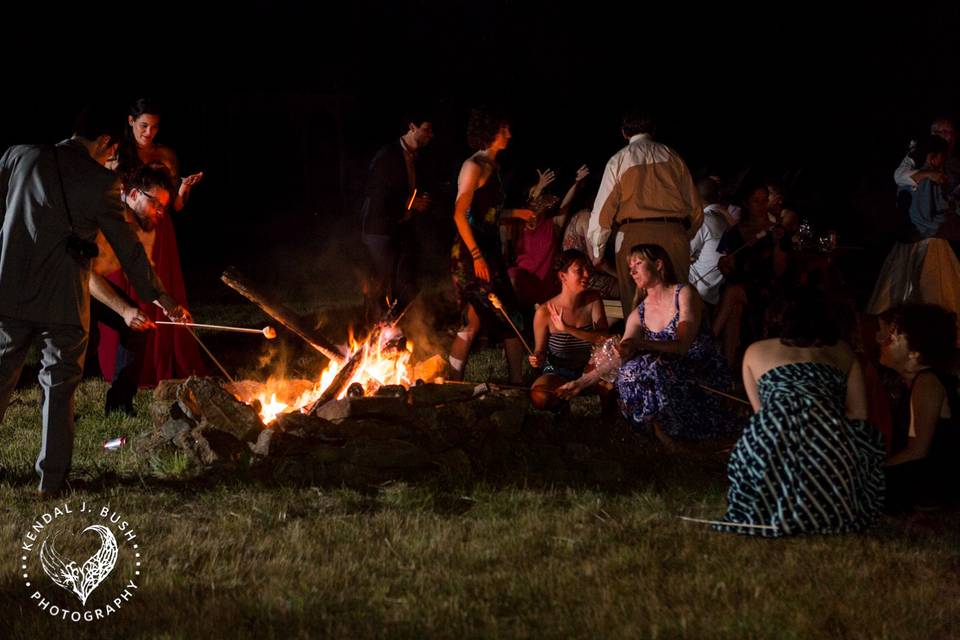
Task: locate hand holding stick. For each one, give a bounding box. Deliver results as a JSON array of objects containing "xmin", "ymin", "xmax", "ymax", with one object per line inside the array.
[{"xmin": 154, "ymin": 321, "xmax": 277, "ymax": 339}]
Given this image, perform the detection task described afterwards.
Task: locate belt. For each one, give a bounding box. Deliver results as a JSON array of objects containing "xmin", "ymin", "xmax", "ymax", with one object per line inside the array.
[{"xmin": 620, "ymin": 216, "xmax": 688, "ymax": 226}]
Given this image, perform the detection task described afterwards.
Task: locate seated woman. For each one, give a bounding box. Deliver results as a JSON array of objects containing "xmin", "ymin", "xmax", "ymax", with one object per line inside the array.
[
  {"xmin": 715, "ymin": 288, "xmax": 886, "ymax": 537},
  {"xmin": 868, "ymin": 135, "xmax": 960, "ymax": 340},
  {"xmin": 615, "ymin": 244, "xmax": 734, "ymax": 445},
  {"xmin": 712, "ymin": 182, "xmax": 788, "ymax": 371},
  {"xmin": 528, "ymin": 250, "xmax": 609, "ymax": 410},
  {"xmin": 879, "ymin": 304, "xmax": 959, "ymax": 512}
]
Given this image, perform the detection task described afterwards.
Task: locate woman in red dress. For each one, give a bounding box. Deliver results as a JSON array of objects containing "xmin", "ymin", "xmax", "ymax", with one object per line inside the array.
[{"xmin": 98, "ymin": 98, "xmax": 206, "ymax": 388}]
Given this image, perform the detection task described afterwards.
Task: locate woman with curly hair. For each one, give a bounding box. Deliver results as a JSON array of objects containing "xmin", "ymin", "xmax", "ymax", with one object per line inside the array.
[{"xmin": 447, "ymin": 107, "xmax": 535, "ymax": 384}]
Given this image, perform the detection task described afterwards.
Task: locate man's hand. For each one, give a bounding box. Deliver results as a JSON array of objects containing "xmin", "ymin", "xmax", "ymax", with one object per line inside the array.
[
  {"xmin": 411, "ymin": 192, "xmax": 431, "ymax": 212},
  {"xmin": 122, "ymin": 306, "xmax": 156, "ymax": 332},
  {"xmin": 155, "ymin": 294, "xmax": 192, "ymax": 324}
]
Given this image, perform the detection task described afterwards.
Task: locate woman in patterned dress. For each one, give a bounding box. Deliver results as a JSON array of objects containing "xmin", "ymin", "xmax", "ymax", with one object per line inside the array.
[
  {"xmin": 447, "ymin": 107, "xmax": 535, "ymax": 384},
  {"xmin": 615, "ymin": 244, "xmax": 734, "ymax": 445},
  {"xmin": 715, "ymin": 288, "xmax": 886, "ymax": 536}
]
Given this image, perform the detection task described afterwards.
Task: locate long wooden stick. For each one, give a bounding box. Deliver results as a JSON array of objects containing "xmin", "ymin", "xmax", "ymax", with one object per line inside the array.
[
  {"xmin": 677, "ymin": 516, "xmax": 778, "ymax": 530},
  {"xmin": 155, "ymin": 321, "xmax": 275, "ymax": 338},
  {"xmin": 221, "ymin": 267, "xmax": 345, "ymax": 363},
  {"xmin": 487, "ymin": 293, "xmax": 534, "ymax": 355},
  {"xmin": 696, "ymin": 383, "xmax": 751, "ymax": 406},
  {"xmin": 184, "ymin": 327, "xmax": 235, "ymax": 385}
]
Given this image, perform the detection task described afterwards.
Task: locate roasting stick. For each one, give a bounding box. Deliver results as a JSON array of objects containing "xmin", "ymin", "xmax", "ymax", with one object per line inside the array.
[
  {"xmin": 487, "ymin": 293, "xmax": 534, "ymax": 356},
  {"xmin": 155, "ymin": 321, "xmax": 277, "ymax": 338},
  {"xmin": 183, "ymin": 327, "xmax": 236, "ymax": 385}
]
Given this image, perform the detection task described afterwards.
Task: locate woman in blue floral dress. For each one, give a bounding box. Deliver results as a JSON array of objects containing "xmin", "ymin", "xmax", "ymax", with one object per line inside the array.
[{"xmin": 616, "ymin": 244, "xmax": 736, "ymax": 443}]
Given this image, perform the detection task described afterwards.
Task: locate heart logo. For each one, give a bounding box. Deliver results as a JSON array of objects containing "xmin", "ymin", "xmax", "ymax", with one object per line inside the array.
[{"xmin": 39, "ymin": 525, "xmax": 118, "ymax": 605}]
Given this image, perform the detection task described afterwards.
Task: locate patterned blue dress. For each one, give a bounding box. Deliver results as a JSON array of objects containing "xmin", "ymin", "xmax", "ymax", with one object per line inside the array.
[
  {"xmin": 615, "ymin": 284, "xmax": 735, "ymax": 440},
  {"xmin": 715, "ymin": 362, "xmax": 885, "ymax": 537}
]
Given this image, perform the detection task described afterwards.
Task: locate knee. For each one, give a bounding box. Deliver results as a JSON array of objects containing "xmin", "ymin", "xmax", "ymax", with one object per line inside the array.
[{"xmin": 530, "ymin": 382, "xmax": 561, "ymax": 411}]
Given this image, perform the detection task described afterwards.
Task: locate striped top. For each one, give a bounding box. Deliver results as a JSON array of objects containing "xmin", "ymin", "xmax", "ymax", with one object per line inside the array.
[{"xmin": 547, "ymin": 324, "xmax": 594, "ymax": 372}]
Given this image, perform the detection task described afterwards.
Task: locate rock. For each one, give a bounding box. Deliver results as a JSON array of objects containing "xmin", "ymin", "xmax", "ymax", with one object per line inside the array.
[
  {"xmin": 313, "ymin": 396, "xmax": 409, "ymax": 422},
  {"xmin": 161, "ymin": 418, "xmax": 193, "ymax": 441},
  {"xmin": 374, "ymin": 384, "xmax": 408, "ymax": 398},
  {"xmin": 409, "ymin": 382, "xmax": 488, "ymax": 407},
  {"xmin": 177, "ymin": 376, "xmax": 264, "ymax": 443},
  {"xmin": 346, "ymin": 438, "xmax": 431, "ymax": 469}
]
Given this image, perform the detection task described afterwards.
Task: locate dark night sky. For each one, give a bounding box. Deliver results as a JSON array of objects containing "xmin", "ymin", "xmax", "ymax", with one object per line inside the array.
[{"xmin": 3, "ymin": 2, "xmax": 957, "ymax": 292}]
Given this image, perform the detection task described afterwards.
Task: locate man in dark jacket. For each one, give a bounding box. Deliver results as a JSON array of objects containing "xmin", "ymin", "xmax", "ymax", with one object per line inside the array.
[
  {"xmin": 0, "ymin": 104, "xmax": 188, "ymax": 496},
  {"xmin": 360, "ymin": 112, "xmax": 434, "ymax": 321}
]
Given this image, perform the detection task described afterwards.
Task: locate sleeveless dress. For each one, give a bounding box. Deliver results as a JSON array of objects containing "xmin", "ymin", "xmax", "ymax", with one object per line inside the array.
[
  {"xmin": 451, "ymin": 168, "xmax": 523, "ymax": 339},
  {"xmin": 615, "ymin": 284, "xmax": 734, "ymax": 440},
  {"xmin": 716, "ymin": 362, "xmax": 886, "ymax": 537}
]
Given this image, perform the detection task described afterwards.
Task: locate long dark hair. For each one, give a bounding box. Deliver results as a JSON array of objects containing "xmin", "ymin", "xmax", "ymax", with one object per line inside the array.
[{"xmin": 117, "ymin": 98, "xmax": 163, "ymax": 179}]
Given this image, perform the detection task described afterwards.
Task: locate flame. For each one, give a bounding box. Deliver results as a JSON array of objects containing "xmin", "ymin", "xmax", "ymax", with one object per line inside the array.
[{"xmin": 242, "ymin": 326, "xmax": 422, "ymax": 424}]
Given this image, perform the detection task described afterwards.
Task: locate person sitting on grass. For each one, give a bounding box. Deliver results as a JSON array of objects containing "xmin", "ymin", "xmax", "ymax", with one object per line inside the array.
[
  {"xmin": 715, "ymin": 287, "xmax": 885, "ymax": 536},
  {"xmin": 528, "ymin": 250, "xmax": 610, "ymax": 411},
  {"xmin": 878, "ymin": 303, "xmax": 959, "ymax": 512},
  {"xmin": 615, "ymin": 244, "xmax": 735, "ymax": 447}
]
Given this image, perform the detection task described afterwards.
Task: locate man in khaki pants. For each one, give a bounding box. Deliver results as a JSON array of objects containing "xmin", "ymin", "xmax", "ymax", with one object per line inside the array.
[{"xmin": 587, "ymin": 110, "xmax": 703, "ymax": 318}]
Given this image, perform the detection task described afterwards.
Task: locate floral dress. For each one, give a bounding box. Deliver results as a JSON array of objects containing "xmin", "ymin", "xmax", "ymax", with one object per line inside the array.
[{"xmin": 616, "ymin": 284, "xmax": 735, "ymax": 440}]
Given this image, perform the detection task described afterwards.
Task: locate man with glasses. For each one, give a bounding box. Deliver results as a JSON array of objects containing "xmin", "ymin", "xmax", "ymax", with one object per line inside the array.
[
  {"xmin": 0, "ymin": 105, "xmax": 188, "ymax": 497},
  {"xmin": 89, "ymin": 164, "xmax": 177, "ymax": 416}
]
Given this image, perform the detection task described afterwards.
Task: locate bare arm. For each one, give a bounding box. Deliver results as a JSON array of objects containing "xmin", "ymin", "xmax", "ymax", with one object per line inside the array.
[
  {"xmin": 546, "ymin": 296, "xmax": 609, "ymax": 345},
  {"xmin": 887, "ymin": 373, "xmax": 947, "ymax": 465},
  {"xmin": 742, "ymin": 346, "xmax": 762, "ymax": 412},
  {"xmin": 529, "ymin": 305, "xmax": 551, "ymax": 368},
  {"xmin": 553, "ymin": 164, "xmax": 590, "ymax": 228},
  {"xmin": 453, "ymin": 159, "xmax": 489, "ymax": 281},
  {"xmin": 844, "ymin": 356, "xmax": 869, "ymax": 421},
  {"xmin": 89, "ymin": 274, "xmax": 155, "ymax": 331}
]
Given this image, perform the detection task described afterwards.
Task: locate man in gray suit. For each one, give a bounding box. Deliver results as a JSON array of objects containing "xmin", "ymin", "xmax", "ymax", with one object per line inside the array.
[{"xmin": 0, "ymin": 104, "xmax": 189, "ymax": 496}]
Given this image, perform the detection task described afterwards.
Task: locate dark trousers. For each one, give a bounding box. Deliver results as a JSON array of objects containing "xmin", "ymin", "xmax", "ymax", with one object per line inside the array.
[
  {"xmin": 362, "ymin": 229, "xmax": 418, "ymax": 322},
  {"xmin": 0, "ymin": 315, "xmax": 87, "ymax": 492},
  {"xmin": 89, "ymin": 286, "xmax": 147, "ymax": 413}
]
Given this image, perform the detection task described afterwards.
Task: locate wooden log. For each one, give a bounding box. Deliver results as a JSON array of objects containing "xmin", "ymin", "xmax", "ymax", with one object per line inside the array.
[
  {"xmin": 304, "ymin": 345, "xmax": 367, "ymax": 414},
  {"xmin": 221, "ymin": 267, "xmax": 345, "ymax": 363}
]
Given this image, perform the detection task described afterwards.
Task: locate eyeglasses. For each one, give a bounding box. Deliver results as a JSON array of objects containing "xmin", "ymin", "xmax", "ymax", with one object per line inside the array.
[{"xmin": 137, "ymin": 189, "xmax": 167, "ymax": 210}]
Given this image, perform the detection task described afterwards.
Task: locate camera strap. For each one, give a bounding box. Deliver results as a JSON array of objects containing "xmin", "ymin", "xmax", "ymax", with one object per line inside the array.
[{"xmin": 51, "ymin": 144, "xmax": 78, "ymax": 235}]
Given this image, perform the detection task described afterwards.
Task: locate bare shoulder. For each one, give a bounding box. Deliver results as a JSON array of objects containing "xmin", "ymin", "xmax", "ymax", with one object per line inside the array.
[
  {"xmin": 913, "ymin": 370, "xmax": 948, "ymax": 398},
  {"xmin": 583, "ymin": 290, "xmax": 604, "ymax": 305}
]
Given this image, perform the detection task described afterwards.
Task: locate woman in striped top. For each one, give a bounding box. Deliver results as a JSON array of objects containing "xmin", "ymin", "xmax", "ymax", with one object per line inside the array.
[{"xmin": 529, "ymin": 250, "xmax": 610, "ymax": 410}]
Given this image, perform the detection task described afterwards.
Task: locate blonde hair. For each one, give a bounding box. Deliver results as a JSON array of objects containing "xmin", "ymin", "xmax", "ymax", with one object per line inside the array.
[{"xmin": 627, "ymin": 244, "xmax": 678, "ymax": 308}]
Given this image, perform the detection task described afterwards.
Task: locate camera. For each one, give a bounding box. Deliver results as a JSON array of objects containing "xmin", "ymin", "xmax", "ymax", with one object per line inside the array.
[{"xmin": 66, "ymin": 233, "xmax": 99, "ymax": 266}]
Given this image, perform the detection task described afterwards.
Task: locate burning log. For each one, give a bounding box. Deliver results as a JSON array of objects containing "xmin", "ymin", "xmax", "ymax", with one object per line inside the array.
[
  {"xmin": 221, "ymin": 267, "xmax": 345, "ymax": 364},
  {"xmin": 303, "ymin": 327, "xmax": 378, "ymax": 414}
]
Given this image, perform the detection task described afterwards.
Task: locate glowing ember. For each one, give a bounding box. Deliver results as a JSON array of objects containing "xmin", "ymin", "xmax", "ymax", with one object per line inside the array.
[{"xmin": 258, "ymin": 393, "xmax": 289, "ymax": 424}]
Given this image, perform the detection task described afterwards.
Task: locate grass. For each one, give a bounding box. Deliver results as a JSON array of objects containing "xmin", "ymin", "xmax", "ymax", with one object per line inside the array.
[{"xmin": 2, "ymin": 270, "xmax": 960, "ymax": 638}]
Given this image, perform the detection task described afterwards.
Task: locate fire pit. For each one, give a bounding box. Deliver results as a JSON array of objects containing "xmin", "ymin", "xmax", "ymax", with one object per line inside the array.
[{"xmin": 134, "ymin": 268, "xmax": 627, "ymax": 486}]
